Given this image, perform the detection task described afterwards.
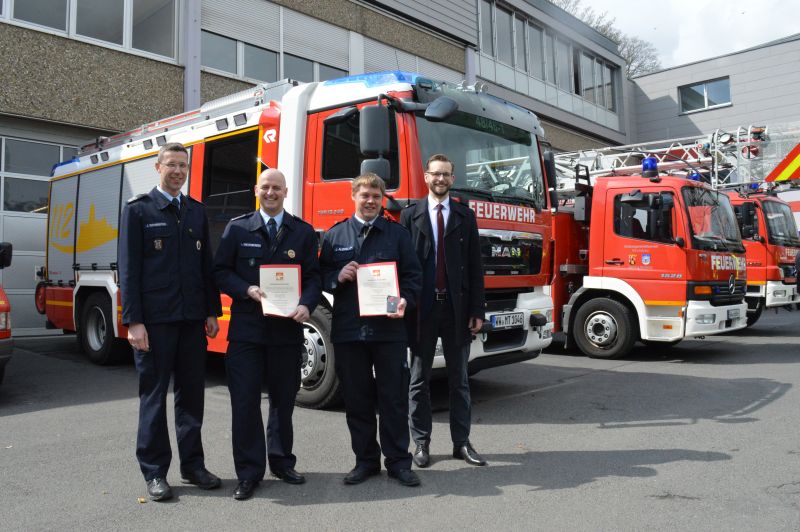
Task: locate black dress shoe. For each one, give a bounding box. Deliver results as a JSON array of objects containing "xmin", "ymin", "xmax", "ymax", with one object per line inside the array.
[
  {"xmin": 413, "ymin": 443, "xmax": 431, "ymax": 468},
  {"xmin": 146, "ymin": 477, "xmax": 173, "ymax": 501},
  {"xmin": 388, "ymin": 468, "xmax": 421, "ymax": 487},
  {"xmin": 272, "ymin": 467, "xmax": 306, "ymax": 485},
  {"xmin": 453, "ymin": 442, "xmax": 487, "ymax": 466},
  {"xmin": 233, "ymin": 479, "xmax": 259, "ymax": 501},
  {"xmin": 343, "ymin": 465, "xmax": 380, "ymax": 485},
  {"xmin": 181, "ymin": 467, "xmax": 222, "ymax": 490}
]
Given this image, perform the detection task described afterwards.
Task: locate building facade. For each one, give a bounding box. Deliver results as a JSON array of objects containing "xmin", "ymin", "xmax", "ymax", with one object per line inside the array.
[{"xmin": 0, "ymin": 0, "xmax": 628, "ymax": 329}]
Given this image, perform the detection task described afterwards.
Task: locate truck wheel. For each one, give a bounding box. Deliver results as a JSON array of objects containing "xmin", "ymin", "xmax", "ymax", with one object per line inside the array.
[
  {"xmin": 79, "ymin": 292, "xmax": 129, "ymax": 365},
  {"xmin": 296, "ymin": 307, "xmax": 341, "ymax": 409},
  {"xmin": 745, "ymin": 298, "xmax": 763, "ymax": 327},
  {"xmin": 573, "ymin": 298, "xmax": 636, "ymax": 359}
]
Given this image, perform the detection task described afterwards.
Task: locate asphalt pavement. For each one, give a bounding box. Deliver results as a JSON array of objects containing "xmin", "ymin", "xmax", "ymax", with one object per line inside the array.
[{"xmin": 1, "ymin": 309, "xmax": 800, "ymax": 530}]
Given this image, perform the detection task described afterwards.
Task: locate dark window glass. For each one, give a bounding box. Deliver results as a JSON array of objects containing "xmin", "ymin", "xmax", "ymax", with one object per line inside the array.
[
  {"xmin": 680, "ymin": 83, "xmax": 705, "ymax": 112},
  {"xmin": 580, "ymin": 53, "xmax": 594, "ymax": 102},
  {"xmin": 495, "ymin": 7, "xmax": 513, "ymax": 65},
  {"xmin": 13, "ymin": 0, "xmax": 67, "ymax": 31},
  {"xmin": 244, "ymin": 44, "xmax": 278, "ymax": 82},
  {"xmin": 604, "ymin": 64, "xmax": 615, "ymax": 111},
  {"xmin": 4, "ymin": 139, "xmax": 61, "ymax": 176},
  {"xmin": 706, "ymin": 78, "xmax": 731, "ymax": 107},
  {"xmin": 555, "ymin": 37, "xmax": 571, "ymax": 90},
  {"xmin": 62, "ymin": 147, "xmax": 79, "ymax": 162},
  {"xmin": 514, "ymin": 16, "xmax": 526, "ymax": 71},
  {"xmin": 202, "ymin": 131, "xmax": 259, "ymax": 252},
  {"xmin": 132, "ymin": 0, "xmax": 175, "ymax": 57},
  {"xmin": 594, "ymin": 58, "xmax": 605, "ymax": 107},
  {"xmin": 284, "ymin": 54, "xmax": 314, "ymax": 82},
  {"xmin": 528, "ymin": 24, "xmax": 544, "ymax": 79},
  {"xmin": 76, "ymin": 0, "xmax": 124, "ymax": 45},
  {"xmin": 201, "ymin": 31, "xmax": 237, "ymax": 74},
  {"xmin": 322, "ymin": 109, "xmax": 399, "ymax": 190},
  {"xmin": 4, "ymin": 177, "xmax": 49, "ymax": 213},
  {"xmin": 614, "ymin": 193, "xmax": 674, "ymax": 243},
  {"xmin": 319, "ymin": 64, "xmax": 347, "ymax": 82},
  {"xmin": 480, "ymin": 0, "xmax": 493, "ymax": 56}
]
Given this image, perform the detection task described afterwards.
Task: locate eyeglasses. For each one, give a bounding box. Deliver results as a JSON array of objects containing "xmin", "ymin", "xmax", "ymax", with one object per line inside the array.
[
  {"xmin": 161, "ymin": 163, "xmax": 188, "ymax": 170},
  {"xmin": 426, "ymin": 171, "xmax": 453, "ymax": 178}
]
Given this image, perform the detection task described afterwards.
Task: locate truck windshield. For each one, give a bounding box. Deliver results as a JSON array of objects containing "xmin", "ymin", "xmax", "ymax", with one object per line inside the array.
[
  {"xmin": 415, "ymin": 111, "xmax": 546, "ymax": 210},
  {"xmin": 682, "ymin": 187, "xmax": 745, "ymax": 252},
  {"xmin": 762, "ymin": 200, "xmax": 800, "ymax": 246}
]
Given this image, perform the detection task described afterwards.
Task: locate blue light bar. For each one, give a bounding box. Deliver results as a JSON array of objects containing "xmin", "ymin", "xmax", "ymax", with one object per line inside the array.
[
  {"xmin": 50, "ymin": 157, "xmax": 80, "ymax": 177},
  {"xmin": 688, "ymin": 171, "xmax": 701, "ymax": 181},
  {"xmin": 323, "ymin": 71, "xmax": 420, "ymax": 88},
  {"xmin": 642, "ymin": 156, "xmax": 658, "ymax": 178},
  {"xmin": 749, "ymin": 182, "xmax": 760, "ymax": 190}
]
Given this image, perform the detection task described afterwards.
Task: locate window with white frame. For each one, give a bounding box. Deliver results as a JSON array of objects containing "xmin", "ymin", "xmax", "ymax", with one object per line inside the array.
[
  {"xmin": 0, "ymin": 138, "xmax": 76, "ymax": 214},
  {"xmin": 5, "ymin": 0, "xmax": 177, "ymax": 60},
  {"xmin": 679, "ymin": 77, "xmax": 731, "ymax": 113}
]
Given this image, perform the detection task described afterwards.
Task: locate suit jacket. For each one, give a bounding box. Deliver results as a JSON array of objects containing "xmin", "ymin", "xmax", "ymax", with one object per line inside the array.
[
  {"xmin": 213, "ymin": 210, "xmax": 321, "ymax": 346},
  {"xmin": 400, "ymin": 197, "xmax": 485, "ymax": 345},
  {"xmin": 119, "ymin": 187, "xmax": 221, "ymax": 325}
]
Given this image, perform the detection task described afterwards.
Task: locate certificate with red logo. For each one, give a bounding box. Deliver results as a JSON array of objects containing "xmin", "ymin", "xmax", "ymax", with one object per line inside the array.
[
  {"xmin": 259, "ymin": 265, "xmax": 301, "ymax": 317},
  {"xmin": 356, "ymin": 262, "xmax": 399, "ymax": 316}
]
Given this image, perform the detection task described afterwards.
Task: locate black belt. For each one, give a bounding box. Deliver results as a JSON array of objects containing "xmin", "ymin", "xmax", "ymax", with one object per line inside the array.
[{"xmin": 434, "ymin": 291, "xmax": 447, "ymax": 301}]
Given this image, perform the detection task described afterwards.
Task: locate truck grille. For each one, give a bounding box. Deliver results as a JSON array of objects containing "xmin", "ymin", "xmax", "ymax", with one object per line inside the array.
[
  {"xmin": 479, "ymin": 231, "xmax": 542, "ymax": 276},
  {"xmin": 687, "ymin": 279, "xmax": 746, "ymax": 306}
]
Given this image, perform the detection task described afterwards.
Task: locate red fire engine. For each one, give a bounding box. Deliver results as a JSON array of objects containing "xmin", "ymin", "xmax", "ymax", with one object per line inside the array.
[
  {"xmin": 35, "ymin": 71, "xmax": 554, "ymax": 408},
  {"xmin": 552, "ymin": 144, "xmax": 749, "ymax": 359}
]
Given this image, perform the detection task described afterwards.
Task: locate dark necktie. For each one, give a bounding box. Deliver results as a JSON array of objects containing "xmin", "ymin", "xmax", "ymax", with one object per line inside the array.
[
  {"xmin": 267, "ymin": 218, "xmax": 277, "ymax": 242},
  {"xmin": 170, "ymin": 197, "xmax": 181, "ymax": 219},
  {"xmin": 435, "ymin": 204, "xmax": 446, "ymax": 291}
]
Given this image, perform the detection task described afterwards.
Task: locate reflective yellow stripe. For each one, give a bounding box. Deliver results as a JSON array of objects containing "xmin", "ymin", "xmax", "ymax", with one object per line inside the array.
[
  {"xmin": 47, "ymin": 300, "xmax": 73, "ymax": 307},
  {"xmin": 644, "ymin": 300, "xmax": 685, "ymax": 306},
  {"xmin": 747, "ymin": 281, "xmax": 767, "ymax": 286}
]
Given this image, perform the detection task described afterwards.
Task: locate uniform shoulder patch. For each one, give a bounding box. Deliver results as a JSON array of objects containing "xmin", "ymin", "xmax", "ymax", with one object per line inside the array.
[
  {"xmin": 127, "ymin": 193, "xmax": 148, "ymax": 204},
  {"xmin": 231, "ymin": 212, "xmax": 250, "ymax": 221},
  {"xmin": 330, "ymin": 217, "xmax": 350, "ymax": 229}
]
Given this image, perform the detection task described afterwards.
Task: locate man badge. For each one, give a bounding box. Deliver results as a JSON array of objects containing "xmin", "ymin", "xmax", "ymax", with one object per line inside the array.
[
  {"xmin": 288, "ymin": 249, "xmax": 296, "ymax": 259},
  {"xmin": 154, "ymin": 239, "xmax": 163, "ymax": 251},
  {"xmin": 196, "ymin": 240, "xmax": 202, "ymax": 251}
]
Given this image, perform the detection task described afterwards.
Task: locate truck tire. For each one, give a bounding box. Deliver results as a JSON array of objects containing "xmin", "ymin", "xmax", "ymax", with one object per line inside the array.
[
  {"xmin": 296, "ymin": 307, "xmax": 341, "ymax": 409},
  {"xmin": 745, "ymin": 298, "xmax": 764, "ymax": 327},
  {"xmin": 79, "ymin": 292, "xmax": 129, "ymax": 365},
  {"xmin": 573, "ymin": 298, "xmax": 636, "ymax": 359}
]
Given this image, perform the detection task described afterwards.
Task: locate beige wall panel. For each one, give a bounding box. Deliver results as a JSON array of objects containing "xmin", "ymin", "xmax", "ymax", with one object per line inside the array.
[
  {"xmin": 0, "ymin": 25, "xmax": 183, "ymax": 133},
  {"xmin": 200, "ymin": 72, "xmax": 254, "ymax": 105}
]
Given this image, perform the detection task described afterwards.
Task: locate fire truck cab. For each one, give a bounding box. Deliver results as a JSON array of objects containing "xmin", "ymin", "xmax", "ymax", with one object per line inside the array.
[
  {"xmin": 728, "ymin": 191, "xmax": 800, "ymax": 325},
  {"xmin": 552, "ymin": 162, "xmax": 748, "ymax": 359}
]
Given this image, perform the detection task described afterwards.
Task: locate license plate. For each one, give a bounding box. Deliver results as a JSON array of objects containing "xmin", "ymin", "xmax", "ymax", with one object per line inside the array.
[
  {"xmin": 727, "ymin": 309, "xmax": 740, "ymax": 319},
  {"xmin": 490, "ymin": 312, "xmax": 525, "ymax": 330}
]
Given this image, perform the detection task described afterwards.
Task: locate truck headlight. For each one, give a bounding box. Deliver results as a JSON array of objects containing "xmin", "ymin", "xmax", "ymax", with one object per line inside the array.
[
  {"xmin": 695, "ymin": 314, "xmax": 716, "ymax": 325},
  {"xmin": 0, "ymin": 312, "xmax": 9, "ymax": 331}
]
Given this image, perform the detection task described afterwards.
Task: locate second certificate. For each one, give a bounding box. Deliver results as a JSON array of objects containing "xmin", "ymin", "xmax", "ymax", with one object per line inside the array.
[
  {"xmin": 356, "ymin": 262, "xmax": 399, "ymax": 316},
  {"xmin": 259, "ymin": 265, "xmax": 301, "ymax": 317}
]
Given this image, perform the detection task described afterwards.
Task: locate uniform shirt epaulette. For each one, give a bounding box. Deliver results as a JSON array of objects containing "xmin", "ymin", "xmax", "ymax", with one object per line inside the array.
[
  {"xmin": 288, "ymin": 213, "xmax": 313, "ymax": 227},
  {"xmin": 127, "ymin": 193, "xmax": 148, "ymax": 204},
  {"xmin": 330, "ymin": 217, "xmax": 350, "ymax": 229},
  {"xmin": 231, "ymin": 212, "xmax": 250, "ymax": 221}
]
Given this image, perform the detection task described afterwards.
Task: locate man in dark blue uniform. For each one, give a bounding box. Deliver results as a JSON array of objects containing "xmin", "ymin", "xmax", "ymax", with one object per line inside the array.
[
  {"xmin": 319, "ymin": 173, "xmax": 422, "ymax": 487},
  {"xmin": 119, "ymin": 142, "xmax": 222, "ymax": 502},
  {"xmin": 213, "ymin": 168, "xmax": 321, "ymax": 501}
]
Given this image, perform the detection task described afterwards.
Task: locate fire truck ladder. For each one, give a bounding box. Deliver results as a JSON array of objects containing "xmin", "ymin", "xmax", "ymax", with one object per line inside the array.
[
  {"xmin": 79, "ymin": 79, "xmax": 300, "ymax": 156},
  {"xmin": 554, "ymin": 122, "xmax": 800, "ymax": 196}
]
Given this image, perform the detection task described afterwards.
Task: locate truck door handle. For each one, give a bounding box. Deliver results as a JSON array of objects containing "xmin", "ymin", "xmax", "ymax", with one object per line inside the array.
[{"xmin": 605, "ymin": 259, "xmax": 624, "ymax": 265}]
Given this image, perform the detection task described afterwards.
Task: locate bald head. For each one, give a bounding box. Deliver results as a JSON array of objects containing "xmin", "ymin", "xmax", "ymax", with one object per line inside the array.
[{"xmin": 255, "ymin": 168, "xmax": 288, "ymax": 216}]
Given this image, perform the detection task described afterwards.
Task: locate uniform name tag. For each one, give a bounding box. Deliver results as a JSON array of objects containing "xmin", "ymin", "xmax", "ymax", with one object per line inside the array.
[
  {"xmin": 241, "ymin": 242, "xmax": 262, "ymax": 248},
  {"xmin": 145, "ymin": 222, "xmax": 168, "ymax": 228},
  {"xmin": 334, "ymin": 245, "xmax": 354, "ymax": 252},
  {"xmin": 154, "ymin": 239, "xmax": 163, "ymax": 250}
]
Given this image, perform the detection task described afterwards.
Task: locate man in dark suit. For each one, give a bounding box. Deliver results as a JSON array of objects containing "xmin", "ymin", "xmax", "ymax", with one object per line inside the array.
[
  {"xmin": 319, "ymin": 173, "xmax": 422, "ymax": 487},
  {"xmin": 213, "ymin": 168, "xmax": 321, "ymax": 500},
  {"xmin": 119, "ymin": 142, "xmax": 222, "ymax": 501},
  {"xmin": 401, "ymin": 153, "xmax": 487, "ymax": 468}
]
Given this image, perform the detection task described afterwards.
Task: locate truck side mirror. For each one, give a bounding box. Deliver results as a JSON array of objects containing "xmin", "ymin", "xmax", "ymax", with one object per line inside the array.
[
  {"xmin": 0, "ymin": 242, "xmax": 12, "ymax": 269},
  {"xmin": 740, "ymin": 224, "xmax": 755, "ymax": 239},
  {"xmin": 360, "ymin": 158, "xmax": 390, "ymax": 184},
  {"xmin": 543, "ymin": 150, "xmax": 558, "ymax": 212},
  {"xmin": 360, "ymin": 104, "xmax": 390, "ymax": 157}
]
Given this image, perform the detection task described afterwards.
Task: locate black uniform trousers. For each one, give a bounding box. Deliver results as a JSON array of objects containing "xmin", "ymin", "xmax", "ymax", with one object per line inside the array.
[
  {"xmin": 133, "ymin": 321, "xmax": 207, "ymax": 481},
  {"xmin": 409, "ymin": 298, "xmax": 472, "ymax": 447},
  {"xmin": 334, "ymin": 341, "xmax": 412, "ymax": 472},
  {"xmin": 225, "ymin": 341, "xmax": 302, "ymax": 481}
]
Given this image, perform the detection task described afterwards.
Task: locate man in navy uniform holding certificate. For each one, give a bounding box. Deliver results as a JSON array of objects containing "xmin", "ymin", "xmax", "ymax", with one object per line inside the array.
[
  {"xmin": 213, "ymin": 168, "xmax": 321, "ymax": 500},
  {"xmin": 319, "ymin": 173, "xmax": 422, "ymax": 487}
]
